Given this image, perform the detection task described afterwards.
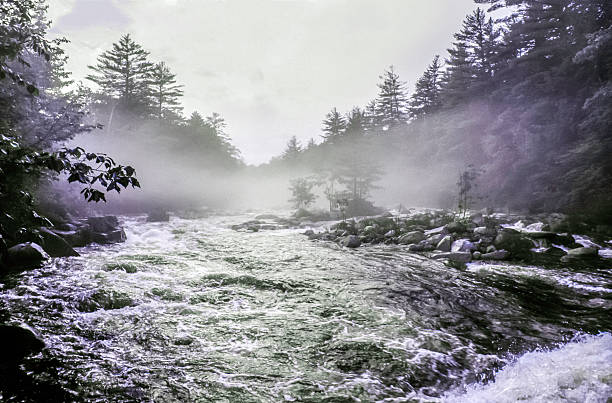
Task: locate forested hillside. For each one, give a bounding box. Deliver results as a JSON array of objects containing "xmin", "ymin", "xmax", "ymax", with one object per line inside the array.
[
  {"xmin": 2, "ymin": 0, "xmax": 612, "ymax": 238},
  {"xmin": 268, "ymin": 0, "xmax": 612, "ymax": 222}
]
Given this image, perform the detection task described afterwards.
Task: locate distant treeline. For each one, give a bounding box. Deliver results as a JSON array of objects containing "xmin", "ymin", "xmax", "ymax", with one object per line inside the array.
[{"xmin": 268, "ymin": 1, "xmax": 612, "ymax": 220}]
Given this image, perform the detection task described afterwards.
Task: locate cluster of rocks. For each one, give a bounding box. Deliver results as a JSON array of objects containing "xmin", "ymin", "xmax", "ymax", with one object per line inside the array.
[
  {"xmin": 231, "ymin": 214, "xmax": 304, "ymax": 232},
  {"xmin": 0, "ymin": 215, "xmax": 131, "ymax": 365},
  {"xmin": 1, "ymin": 215, "xmax": 127, "ymax": 273},
  {"xmin": 304, "ymin": 210, "xmax": 612, "ymax": 267}
]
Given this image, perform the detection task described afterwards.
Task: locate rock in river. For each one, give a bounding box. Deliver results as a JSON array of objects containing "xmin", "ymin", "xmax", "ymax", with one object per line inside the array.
[
  {"xmin": 567, "ymin": 247, "xmax": 598, "ymax": 257},
  {"xmin": 5, "ymin": 242, "xmax": 49, "ymax": 270},
  {"xmin": 39, "ymin": 227, "xmax": 79, "ymax": 257},
  {"xmin": 431, "ymin": 251, "xmax": 472, "ymax": 263},
  {"xmin": 399, "ymin": 231, "xmax": 425, "ymax": 244},
  {"xmin": 436, "ymin": 235, "xmax": 453, "ymax": 252},
  {"xmin": 0, "ymin": 325, "xmax": 44, "ymax": 364},
  {"xmin": 445, "ymin": 221, "xmax": 467, "ymax": 233},
  {"xmin": 494, "ymin": 229, "xmax": 533, "ymax": 259},
  {"xmin": 87, "ymin": 216, "xmax": 120, "ymax": 233},
  {"xmin": 342, "ymin": 235, "xmax": 361, "ymax": 248}
]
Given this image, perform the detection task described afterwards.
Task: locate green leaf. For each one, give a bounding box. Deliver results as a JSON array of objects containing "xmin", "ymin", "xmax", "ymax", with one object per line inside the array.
[{"xmin": 26, "ymin": 84, "xmax": 38, "ymax": 95}]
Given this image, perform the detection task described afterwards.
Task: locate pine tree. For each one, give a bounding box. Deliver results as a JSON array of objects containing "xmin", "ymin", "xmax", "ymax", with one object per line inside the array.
[
  {"xmin": 283, "ymin": 136, "xmax": 302, "ymax": 160},
  {"xmin": 443, "ymin": 39, "xmax": 477, "ymax": 106},
  {"xmin": 409, "ymin": 55, "xmax": 443, "ymax": 119},
  {"xmin": 86, "ymin": 34, "xmax": 154, "ymax": 112},
  {"xmin": 345, "ymin": 107, "xmax": 366, "ymax": 136},
  {"xmin": 205, "ymin": 112, "xmax": 240, "ymax": 160},
  {"xmin": 442, "ymin": 9, "xmax": 500, "ymax": 106},
  {"xmin": 321, "ymin": 107, "xmax": 346, "ymax": 143},
  {"xmin": 454, "ymin": 8, "xmax": 499, "ymax": 81},
  {"xmin": 375, "ymin": 66, "xmax": 408, "ymax": 129},
  {"xmin": 150, "ymin": 61, "xmax": 183, "ymax": 121},
  {"xmin": 205, "ymin": 112, "xmax": 226, "ymax": 136},
  {"xmin": 187, "ymin": 111, "xmax": 206, "ymax": 128},
  {"xmin": 364, "ymin": 100, "xmax": 379, "ymax": 132}
]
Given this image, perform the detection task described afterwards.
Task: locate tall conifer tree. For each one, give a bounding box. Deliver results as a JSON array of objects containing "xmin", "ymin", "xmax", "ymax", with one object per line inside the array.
[
  {"xmin": 409, "ymin": 55, "xmax": 443, "ymax": 119},
  {"xmin": 86, "ymin": 34, "xmax": 154, "ymax": 112},
  {"xmin": 375, "ymin": 66, "xmax": 408, "ymax": 129},
  {"xmin": 321, "ymin": 107, "xmax": 346, "ymax": 143},
  {"xmin": 150, "ymin": 61, "xmax": 183, "ymax": 121}
]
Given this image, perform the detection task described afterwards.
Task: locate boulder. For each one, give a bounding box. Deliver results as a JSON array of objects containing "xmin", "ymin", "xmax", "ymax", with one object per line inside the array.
[
  {"xmin": 51, "ymin": 228, "xmax": 89, "ymax": 247},
  {"xmin": 567, "ymin": 247, "xmax": 599, "ymax": 258},
  {"xmin": 424, "ymin": 226, "xmax": 446, "ymax": 235},
  {"xmin": 342, "ymin": 235, "xmax": 361, "ymax": 248},
  {"xmin": 474, "ymin": 226, "xmax": 496, "ymax": 237},
  {"xmin": 445, "ymin": 221, "xmax": 467, "ymax": 233},
  {"xmin": 174, "ymin": 336, "xmax": 194, "ymax": 346},
  {"xmin": 39, "ymin": 228, "xmax": 79, "ymax": 257},
  {"xmin": 77, "ymin": 290, "xmax": 134, "ymax": 312},
  {"xmin": 425, "ymin": 233, "xmax": 443, "ymax": 246},
  {"xmin": 452, "ymin": 239, "xmax": 476, "ymax": 252},
  {"xmin": 384, "ymin": 229, "xmax": 395, "ymax": 238},
  {"xmin": 436, "ymin": 235, "xmax": 453, "ymax": 252},
  {"xmin": 86, "ymin": 216, "xmax": 119, "ymax": 233},
  {"xmin": 5, "ymin": 242, "xmax": 49, "ymax": 270},
  {"xmin": 482, "ymin": 250, "xmax": 509, "ymax": 260},
  {"xmin": 524, "ymin": 231, "xmax": 557, "ymax": 239},
  {"xmin": 408, "ymin": 243, "xmax": 426, "ymax": 252},
  {"xmin": 472, "ymin": 251, "xmax": 482, "ymax": 260},
  {"xmin": 92, "ymin": 229, "xmax": 127, "ymax": 244},
  {"xmin": 398, "ymin": 231, "xmax": 426, "ymax": 244},
  {"xmin": 431, "ymin": 251, "xmax": 472, "ymax": 263},
  {"xmin": 147, "ymin": 210, "xmax": 170, "ymax": 222},
  {"xmin": 494, "ymin": 229, "xmax": 534, "ymax": 259},
  {"xmin": 0, "ymin": 325, "xmax": 44, "ymax": 364}
]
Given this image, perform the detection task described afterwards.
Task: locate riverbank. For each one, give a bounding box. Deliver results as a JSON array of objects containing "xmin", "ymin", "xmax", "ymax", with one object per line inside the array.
[{"xmin": 231, "ymin": 208, "xmax": 612, "ymax": 269}]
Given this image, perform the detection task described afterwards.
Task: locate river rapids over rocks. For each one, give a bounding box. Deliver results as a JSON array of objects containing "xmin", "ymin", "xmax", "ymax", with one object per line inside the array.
[{"xmin": 0, "ymin": 213, "xmax": 610, "ymax": 402}]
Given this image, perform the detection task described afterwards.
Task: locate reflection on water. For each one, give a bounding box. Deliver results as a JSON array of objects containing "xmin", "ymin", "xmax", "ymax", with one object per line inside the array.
[{"xmin": 1, "ymin": 214, "xmax": 610, "ymax": 402}]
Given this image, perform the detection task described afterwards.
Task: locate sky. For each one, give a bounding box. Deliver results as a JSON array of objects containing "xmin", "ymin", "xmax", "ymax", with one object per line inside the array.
[{"xmin": 47, "ymin": 0, "xmax": 478, "ymax": 165}]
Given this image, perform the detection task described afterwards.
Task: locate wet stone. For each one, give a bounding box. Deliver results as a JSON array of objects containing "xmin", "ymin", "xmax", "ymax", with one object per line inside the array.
[{"xmin": 0, "ymin": 325, "xmax": 44, "ymax": 364}]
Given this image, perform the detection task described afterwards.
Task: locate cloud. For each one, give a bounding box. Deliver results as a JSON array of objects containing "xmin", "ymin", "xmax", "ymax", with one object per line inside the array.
[{"xmin": 51, "ymin": 0, "xmax": 131, "ymax": 32}]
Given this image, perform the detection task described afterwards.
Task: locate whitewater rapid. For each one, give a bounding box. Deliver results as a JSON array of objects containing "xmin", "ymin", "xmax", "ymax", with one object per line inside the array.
[{"xmin": 0, "ymin": 214, "xmax": 610, "ymax": 402}]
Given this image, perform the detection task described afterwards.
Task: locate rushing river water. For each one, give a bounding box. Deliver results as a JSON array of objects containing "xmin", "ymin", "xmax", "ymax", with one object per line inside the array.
[{"xmin": 1, "ymin": 214, "xmax": 611, "ymax": 402}]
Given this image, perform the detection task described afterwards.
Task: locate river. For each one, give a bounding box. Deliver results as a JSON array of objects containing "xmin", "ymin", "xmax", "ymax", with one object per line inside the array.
[{"xmin": 1, "ymin": 214, "xmax": 610, "ymax": 402}]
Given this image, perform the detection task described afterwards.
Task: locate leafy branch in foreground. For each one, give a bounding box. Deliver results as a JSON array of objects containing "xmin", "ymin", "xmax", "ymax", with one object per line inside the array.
[{"xmin": 1, "ymin": 136, "xmax": 140, "ymax": 203}]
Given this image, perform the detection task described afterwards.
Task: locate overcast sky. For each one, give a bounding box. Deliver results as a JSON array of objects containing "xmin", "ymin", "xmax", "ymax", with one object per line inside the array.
[{"xmin": 47, "ymin": 0, "xmax": 478, "ymax": 165}]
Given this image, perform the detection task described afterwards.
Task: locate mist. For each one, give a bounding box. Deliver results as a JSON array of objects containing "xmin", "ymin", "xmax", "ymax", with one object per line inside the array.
[{"xmin": 2, "ymin": 1, "xmax": 612, "ymax": 401}]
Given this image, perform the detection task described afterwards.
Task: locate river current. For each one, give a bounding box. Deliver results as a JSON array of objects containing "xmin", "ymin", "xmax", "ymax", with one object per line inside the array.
[{"xmin": 1, "ymin": 214, "xmax": 610, "ymax": 402}]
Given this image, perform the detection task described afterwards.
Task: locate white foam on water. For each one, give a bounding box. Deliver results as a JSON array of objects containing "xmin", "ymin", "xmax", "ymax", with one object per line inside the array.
[
  {"xmin": 445, "ymin": 333, "xmax": 612, "ymax": 403},
  {"xmin": 573, "ymin": 235, "xmax": 603, "ymax": 249},
  {"xmin": 599, "ymin": 249, "xmax": 612, "ymax": 258}
]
